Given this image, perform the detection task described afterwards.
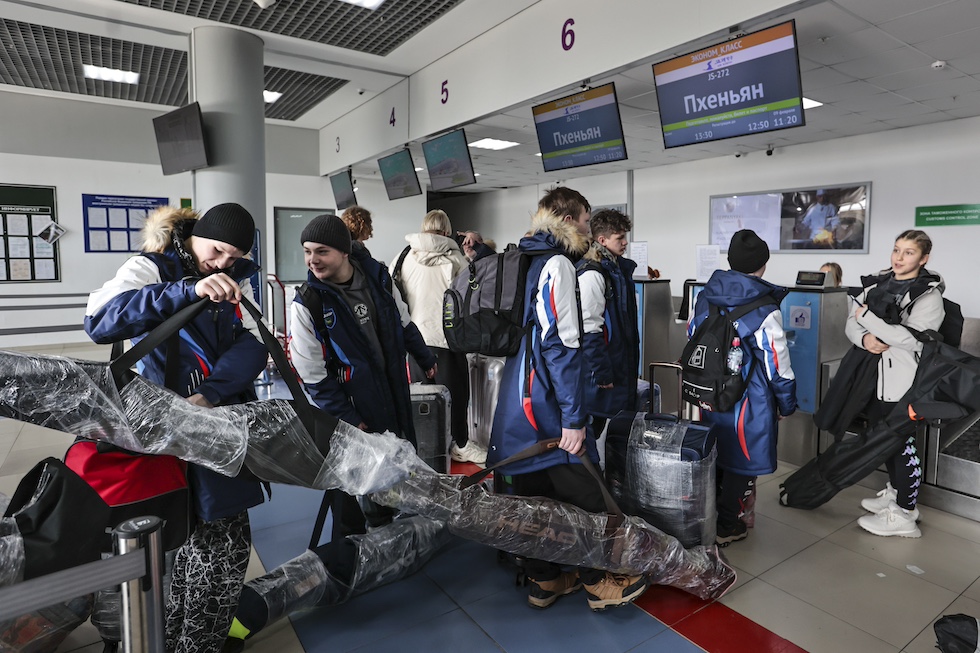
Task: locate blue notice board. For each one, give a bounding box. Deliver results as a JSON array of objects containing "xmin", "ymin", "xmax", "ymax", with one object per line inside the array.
[{"xmin": 83, "ymin": 194, "xmax": 168, "ymax": 253}]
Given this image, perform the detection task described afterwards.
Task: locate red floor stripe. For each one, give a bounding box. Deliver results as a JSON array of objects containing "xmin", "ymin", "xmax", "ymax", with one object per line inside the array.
[{"xmin": 636, "ymin": 585, "xmax": 808, "ymax": 653}]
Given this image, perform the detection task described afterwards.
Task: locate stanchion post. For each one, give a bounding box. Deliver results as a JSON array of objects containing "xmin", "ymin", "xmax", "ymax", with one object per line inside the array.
[{"xmin": 113, "ymin": 516, "xmax": 166, "ymax": 653}]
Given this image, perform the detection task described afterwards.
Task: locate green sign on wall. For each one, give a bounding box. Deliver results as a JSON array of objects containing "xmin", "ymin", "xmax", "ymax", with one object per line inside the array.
[{"xmin": 915, "ymin": 204, "xmax": 980, "ymax": 227}]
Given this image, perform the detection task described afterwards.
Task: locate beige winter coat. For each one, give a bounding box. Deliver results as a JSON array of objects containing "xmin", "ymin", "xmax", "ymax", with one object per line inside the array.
[{"xmin": 398, "ymin": 232, "xmax": 468, "ymax": 349}]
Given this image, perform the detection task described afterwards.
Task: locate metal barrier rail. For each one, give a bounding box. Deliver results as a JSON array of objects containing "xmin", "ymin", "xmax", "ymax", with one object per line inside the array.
[{"xmin": 0, "ymin": 516, "xmax": 166, "ymax": 653}]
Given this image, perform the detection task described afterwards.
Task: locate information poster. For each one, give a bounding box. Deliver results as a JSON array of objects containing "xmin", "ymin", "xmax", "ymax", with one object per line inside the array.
[
  {"xmin": 83, "ymin": 194, "xmax": 168, "ymax": 253},
  {"xmin": 0, "ymin": 184, "xmax": 60, "ymax": 282}
]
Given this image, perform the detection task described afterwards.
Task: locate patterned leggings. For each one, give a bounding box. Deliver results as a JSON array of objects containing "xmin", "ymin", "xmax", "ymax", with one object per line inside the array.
[
  {"xmin": 887, "ymin": 435, "xmax": 922, "ymax": 511},
  {"xmin": 166, "ymin": 512, "xmax": 251, "ymax": 653}
]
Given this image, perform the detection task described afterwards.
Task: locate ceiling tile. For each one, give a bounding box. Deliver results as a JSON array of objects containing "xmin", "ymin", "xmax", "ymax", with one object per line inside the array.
[
  {"xmin": 883, "ymin": 112, "xmax": 949, "ymax": 128},
  {"xmin": 832, "ymin": 47, "xmax": 935, "ymax": 79},
  {"xmin": 915, "ymin": 27, "xmax": 980, "ymax": 61},
  {"xmin": 876, "ymin": 0, "xmax": 980, "ymax": 44},
  {"xmin": 808, "ymin": 80, "xmax": 885, "ymax": 103},
  {"xmin": 800, "ymin": 27, "xmax": 903, "ymax": 67},
  {"xmin": 868, "ymin": 66, "xmax": 963, "ymax": 92},
  {"xmin": 898, "ymin": 75, "xmax": 980, "ymax": 101},
  {"xmin": 835, "ymin": 0, "xmax": 954, "ymax": 24},
  {"xmin": 866, "ymin": 101, "xmax": 935, "ymax": 120},
  {"xmin": 833, "ymin": 91, "xmax": 909, "ymax": 112},
  {"xmin": 802, "ymin": 65, "xmax": 856, "ymax": 90},
  {"xmin": 791, "ymin": 2, "xmax": 871, "ymax": 44}
]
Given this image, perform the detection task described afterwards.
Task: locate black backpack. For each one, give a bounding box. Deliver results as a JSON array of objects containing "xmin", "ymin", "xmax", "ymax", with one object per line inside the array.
[
  {"xmin": 681, "ymin": 295, "xmax": 776, "ymax": 412},
  {"xmin": 442, "ymin": 249, "xmax": 554, "ymax": 356}
]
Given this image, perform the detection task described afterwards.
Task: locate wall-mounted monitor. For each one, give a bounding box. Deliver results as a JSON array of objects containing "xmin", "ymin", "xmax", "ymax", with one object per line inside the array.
[
  {"xmin": 532, "ymin": 82, "xmax": 628, "ymax": 172},
  {"xmin": 329, "ymin": 169, "xmax": 357, "ymax": 210},
  {"xmin": 709, "ymin": 183, "xmax": 870, "ymax": 254},
  {"xmin": 378, "ymin": 149, "xmax": 423, "ymax": 200},
  {"xmin": 421, "ymin": 129, "xmax": 476, "ymax": 192},
  {"xmin": 152, "ymin": 102, "xmax": 210, "ymax": 176},
  {"xmin": 653, "ymin": 20, "xmax": 805, "ymax": 149}
]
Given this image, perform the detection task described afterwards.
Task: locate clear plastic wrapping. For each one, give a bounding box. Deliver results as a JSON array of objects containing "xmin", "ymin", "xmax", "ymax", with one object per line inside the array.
[
  {"xmin": 606, "ymin": 414, "xmax": 717, "ymax": 548},
  {"xmin": 1, "ymin": 351, "xmax": 735, "ymax": 602},
  {"xmin": 0, "ymin": 594, "xmax": 93, "ymax": 652},
  {"xmin": 245, "ymin": 516, "xmax": 449, "ymax": 630},
  {"xmin": 0, "ymin": 515, "xmax": 25, "ymax": 588},
  {"xmin": 373, "ymin": 467, "xmax": 735, "ymax": 600}
]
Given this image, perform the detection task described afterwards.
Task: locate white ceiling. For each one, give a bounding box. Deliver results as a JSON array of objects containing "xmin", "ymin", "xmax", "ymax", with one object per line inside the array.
[{"xmin": 4, "ymin": 0, "xmax": 980, "ymax": 193}]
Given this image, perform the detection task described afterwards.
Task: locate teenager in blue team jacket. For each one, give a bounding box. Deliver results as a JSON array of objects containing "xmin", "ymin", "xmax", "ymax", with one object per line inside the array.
[
  {"xmin": 85, "ymin": 203, "xmax": 267, "ymax": 653},
  {"xmin": 689, "ymin": 229, "xmax": 797, "ymax": 546},
  {"xmin": 289, "ymin": 214, "xmax": 436, "ymax": 582},
  {"xmin": 489, "ymin": 200, "xmax": 648, "ymax": 613},
  {"xmin": 576, "ymin": 208, "xmax": 639, "ymax": 434}
]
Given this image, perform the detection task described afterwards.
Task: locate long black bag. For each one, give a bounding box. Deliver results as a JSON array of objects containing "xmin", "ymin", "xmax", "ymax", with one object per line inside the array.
[
  {"xmin": 779, "ymin": 333, "xmax": 980, "ymax": 510},
  {"xmin": 108, "ymin": 296, "xmax": 339, "ymax": 485},
  {"xmin": 934, "ymin": 614, "xmax": 980, "ymax": 653}
]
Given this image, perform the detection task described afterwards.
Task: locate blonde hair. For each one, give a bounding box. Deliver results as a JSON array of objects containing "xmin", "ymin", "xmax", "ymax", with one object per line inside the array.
[
  {"xmin": 421, "ymin": 209, "xmax": 452, "ymax": 235},
  {"xmin": 341, "ymin": 206, "xmax": 373, "ymax": 241},
  {"xmin": 820, "ymin": 262, "xmax": 842, "ymax": 287}
]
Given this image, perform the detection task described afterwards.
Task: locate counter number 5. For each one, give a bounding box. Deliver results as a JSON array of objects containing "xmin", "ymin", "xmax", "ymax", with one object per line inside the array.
[{"xmin": 441, "ymin": 80, "xmax": 449, "ymax": 104}]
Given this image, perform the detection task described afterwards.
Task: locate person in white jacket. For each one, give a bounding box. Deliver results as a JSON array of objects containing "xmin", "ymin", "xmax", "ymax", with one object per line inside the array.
[
  {"xmin": 396, "ymin": 210, "xmax": 487, "ymax": 466},
  {"xmin": 846, "ymin": 229, "xmax": 945, "ymax": 538}
]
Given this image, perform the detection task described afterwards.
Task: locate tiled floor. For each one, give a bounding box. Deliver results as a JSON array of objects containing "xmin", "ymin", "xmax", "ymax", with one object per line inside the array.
[{"xmin": 3, "ymin": 342, "xmax": 980, "ymax": 652}]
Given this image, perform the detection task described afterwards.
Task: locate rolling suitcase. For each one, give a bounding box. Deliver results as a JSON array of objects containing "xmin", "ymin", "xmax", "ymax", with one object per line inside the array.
[
  {"xmin": 604, "ymin": 363, "xmax": 717, "ymax": 548},
  {"xmin": 467, "ymin": 354, "xmax": 505, "ymax": 449},
  {"xmin": 410, "ymin": 384, "xmax": 452, "ymax": 473}
]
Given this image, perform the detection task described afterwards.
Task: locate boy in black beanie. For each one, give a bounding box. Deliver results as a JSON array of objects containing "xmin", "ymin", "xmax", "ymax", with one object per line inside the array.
[{"xmin": 687, "ymin": 229, "xmax": 797, "ymax": 545}]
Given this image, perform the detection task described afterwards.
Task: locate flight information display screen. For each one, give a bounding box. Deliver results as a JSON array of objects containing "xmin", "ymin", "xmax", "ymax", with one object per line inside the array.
[{"xmin": 653, "ymin": 21, "xmax": 805, "ymax": 149}]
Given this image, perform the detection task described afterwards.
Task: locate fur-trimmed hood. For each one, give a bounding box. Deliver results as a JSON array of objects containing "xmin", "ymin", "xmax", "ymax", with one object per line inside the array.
[
  {"xmin": 522, "ymin": 208, "xmax": 590, "ymax": 259},
  {"xmin": 141, "ymin": 205, "xmax": 200, "ymax": 253}
]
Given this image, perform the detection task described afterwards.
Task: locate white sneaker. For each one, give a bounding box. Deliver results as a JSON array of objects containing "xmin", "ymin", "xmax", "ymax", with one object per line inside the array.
[
  {"xmin": 451, "ymin": 441, "xmax": 488, "ymax": 466},
  {"xmin": 860, "ymin": 483, "xmax": 898, "ymax": 513},
  {"xmin": 857, "ymin": 500, "xmax": 921, "ymax": 538}
]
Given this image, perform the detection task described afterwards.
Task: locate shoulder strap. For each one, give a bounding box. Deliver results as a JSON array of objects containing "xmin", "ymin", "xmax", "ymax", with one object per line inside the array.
[
  {"xmin": 391, "ymin": 245, "xmax": 411, "ymax": 281},
  {"xmin": 725, "ymin": 294, "xmax": 778, "ymax": 321},
  {"xmin": 459, "ymin": 438, "xmax": 623, "ymax": 519},
  {"xmin": 296, "ymin": 283, "xmax": 340, "ymax": 369}
]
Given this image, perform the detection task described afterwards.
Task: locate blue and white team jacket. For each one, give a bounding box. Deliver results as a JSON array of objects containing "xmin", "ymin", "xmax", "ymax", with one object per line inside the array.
[{"xmin": 689, "ymin": 269, "xmax": 797, "ymax": 476}]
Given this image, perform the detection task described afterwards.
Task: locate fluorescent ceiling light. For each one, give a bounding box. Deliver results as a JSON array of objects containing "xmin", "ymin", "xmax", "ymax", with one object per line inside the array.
[
  {"xmin": 474, "ymin": 173, "xmax": 481, "ymax": 177},
  {"xmin": 338, "ymin": 0, "xmax": 386, "ymax": 8},
  {"xmin": 83, "ymin": 64, "xmax": 139, "ymax": 84},
  {"xmin": 802, "ymin": 97, "xmax": 823, "ymax": 109},
  {"xmin": 535, "ymin": 152, "xmax": 542, "ymax": 157},
  {"xmin": 468, "ymin": 138, "xmax": 520, "ymax": 150},
  {"xmin": 263, "ymin": 90, "xmax": 283, "ymax": 103},
  {"xmin": 414, "ymin": 167, "xmax": 423, "ymax": 171}
]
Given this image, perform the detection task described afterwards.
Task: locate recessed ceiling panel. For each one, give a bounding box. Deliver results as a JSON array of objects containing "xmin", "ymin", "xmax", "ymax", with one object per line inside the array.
[
  {"xmin": 115, "ymin": 0, "xmax": 467, "ymax": 56},
  {"xmin": 0, "ymin": 17, "xmax": 346, "ymax": 120}
]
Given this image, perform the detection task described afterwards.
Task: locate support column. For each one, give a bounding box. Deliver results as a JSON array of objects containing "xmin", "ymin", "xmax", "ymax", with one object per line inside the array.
[{"xmin": 188, "ymin": 26, "xmax": 267, "ymax": 304}]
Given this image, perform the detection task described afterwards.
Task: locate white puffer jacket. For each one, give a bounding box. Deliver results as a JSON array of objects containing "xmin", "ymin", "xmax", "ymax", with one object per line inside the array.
[
  {"xmin": 845, "ymin": 268, "xmax": 945, "ymax": 402},
  {"xmin": 397, "ymin": 232, "xmax": 467, "ymax": 349}
]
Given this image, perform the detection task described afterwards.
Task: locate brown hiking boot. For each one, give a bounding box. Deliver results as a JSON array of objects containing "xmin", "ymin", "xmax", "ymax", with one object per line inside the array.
[
  {"xmin": 583, "ymin": 573, "xmax": 649, "ymax": 611},
  {"xmin": 527, "ymin": 571, "xmax": 582, "ymax": 609}
]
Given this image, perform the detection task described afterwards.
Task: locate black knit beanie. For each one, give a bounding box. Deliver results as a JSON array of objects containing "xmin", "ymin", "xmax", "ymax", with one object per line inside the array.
[
  {"xmin": 301, "ymin": 215, "xmax": 352, "ymax": 254},
  {"xmin": 192, "ymin": 203, "xmax": 255, "ymax": 253},
  {"xmin": 728, "ymin": 229, "xmax": 770, "ymax": 274}
]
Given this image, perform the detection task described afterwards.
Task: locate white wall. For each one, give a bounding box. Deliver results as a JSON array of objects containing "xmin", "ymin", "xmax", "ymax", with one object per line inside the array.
[
  {"xmin": 633, "ymin": 114, "xmax": 980, "ymax": 316},
  {"xmin": 451, "ymin": 116, "xmax": 980, "ymax": 317}
]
